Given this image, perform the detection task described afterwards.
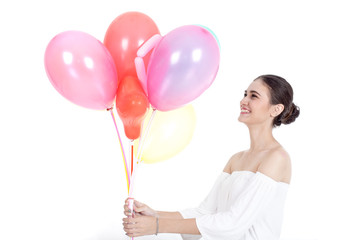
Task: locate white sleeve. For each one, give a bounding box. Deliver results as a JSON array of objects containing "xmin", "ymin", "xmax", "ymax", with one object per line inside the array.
[
  {"xmin": 195, "ymin": 172, "xmax": 278, "ymax": 240},
  {"xmin": 179, "ymin": 173, "xmax": 228, "ymax": 219}
]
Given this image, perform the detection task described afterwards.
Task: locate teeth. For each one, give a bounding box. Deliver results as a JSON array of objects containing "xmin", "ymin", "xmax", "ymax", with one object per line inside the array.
[{"xmin": 241, "ymin": 109, "xmax": 250, "ymax": 113}]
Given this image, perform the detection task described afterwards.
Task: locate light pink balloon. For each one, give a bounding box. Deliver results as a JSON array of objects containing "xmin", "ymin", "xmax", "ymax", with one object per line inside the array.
[
  {"xmin": 146, "ymin": 25, "xmax": 220, "ymax": 111},
  {"xmin": 44, "ymin": 31, "xmax": 118, "ymax": 110}
]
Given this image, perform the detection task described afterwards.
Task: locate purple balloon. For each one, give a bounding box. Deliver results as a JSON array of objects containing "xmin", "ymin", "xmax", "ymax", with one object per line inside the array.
[{"xmin": 147, "ymin": 25, "xmax": 220, "ymax": 111}]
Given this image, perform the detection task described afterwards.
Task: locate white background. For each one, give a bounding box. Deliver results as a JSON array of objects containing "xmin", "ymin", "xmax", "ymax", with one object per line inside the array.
[{"xmin": 0, "ymin": 0, "xmax": 359, "ymax": 240}]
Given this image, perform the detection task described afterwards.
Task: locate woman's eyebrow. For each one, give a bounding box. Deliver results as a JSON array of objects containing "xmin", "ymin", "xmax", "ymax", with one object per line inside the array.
[{"xmin": 245, "ymin": 90, "xmax": 261, "ymax": 96}]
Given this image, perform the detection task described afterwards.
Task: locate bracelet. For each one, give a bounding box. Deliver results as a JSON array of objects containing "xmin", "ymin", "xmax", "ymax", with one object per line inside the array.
[{"xmin": 155, "ymin": 217, "xmax": 159, "ymax": 235}]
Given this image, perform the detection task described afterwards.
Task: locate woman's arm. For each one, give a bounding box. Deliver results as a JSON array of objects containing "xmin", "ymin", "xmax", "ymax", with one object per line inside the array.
[
  {"xmin": 124, "ymin": 199, "xmax": 184, "ymax": 219},
  {"xmin": 123, "ymin": 199, "xmax": 199, "ymax": 237},
  {"xmin": 156, "ymin": 211, "xmax": 183, "ymax": 219},
  {"xmin": 159, "ymin": 218, "xmax": 200, "ymax": 234},
  {"xmin": 123, "ymin": 216, "xmax": 200, "ymax": 237}
]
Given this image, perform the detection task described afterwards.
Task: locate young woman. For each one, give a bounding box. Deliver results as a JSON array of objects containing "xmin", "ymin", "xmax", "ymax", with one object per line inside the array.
[{"xmin": 122, "ymin": 74, "xmax": 300, "ymax": 240}]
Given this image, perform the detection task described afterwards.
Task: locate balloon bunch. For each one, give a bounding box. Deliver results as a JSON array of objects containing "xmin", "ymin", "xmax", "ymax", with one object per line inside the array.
[{"xmin": 44, "ymin": 11, "xmax": 220, "ymax": 231}]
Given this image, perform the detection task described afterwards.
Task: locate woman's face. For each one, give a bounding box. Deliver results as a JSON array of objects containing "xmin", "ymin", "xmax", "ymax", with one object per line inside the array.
[{"xmin": 238, "ymin": 79, "xmax": 274, "ymax": 126}]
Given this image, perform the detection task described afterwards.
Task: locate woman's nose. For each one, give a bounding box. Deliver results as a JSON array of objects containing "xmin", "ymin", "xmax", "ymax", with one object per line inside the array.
[{"xmin": 240, "ymin": 97, "xmax": 248, "ymax": 106}]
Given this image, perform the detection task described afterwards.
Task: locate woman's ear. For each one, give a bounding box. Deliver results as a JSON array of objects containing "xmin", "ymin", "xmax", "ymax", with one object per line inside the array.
[{"xmin": 270, "ymin": 104, "xmax": 284, "ymax": 118}]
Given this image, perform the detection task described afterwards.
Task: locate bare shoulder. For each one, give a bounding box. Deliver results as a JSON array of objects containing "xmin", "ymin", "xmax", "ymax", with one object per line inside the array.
[
  {"xmin": 223, "ymin": 151, "xmax": 245, "ymax": 173},
  {"xmin": 258, "ymin": 146, "xmax": 292, "ymax": 183}
]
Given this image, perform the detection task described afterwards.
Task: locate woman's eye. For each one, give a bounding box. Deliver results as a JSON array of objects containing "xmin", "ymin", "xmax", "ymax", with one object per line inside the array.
[
  {"xmin": 251, "ymin": 94, "xmax": 258, "ymax": 98},
  {"xmin": 244, "ymin": 93, "xmax": 247, "ymax": 97}
]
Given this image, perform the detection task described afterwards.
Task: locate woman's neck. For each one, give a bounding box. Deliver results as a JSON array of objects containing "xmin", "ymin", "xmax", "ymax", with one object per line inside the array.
[{"xmin": 247, "ymin": 124, "xmax": 277, "ymax": 152}]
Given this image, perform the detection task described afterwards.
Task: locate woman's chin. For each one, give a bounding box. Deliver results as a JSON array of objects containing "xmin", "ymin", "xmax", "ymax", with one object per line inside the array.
[{"xmin": 238, "ymin": 115, "xmax": 251, "ymax": 125}]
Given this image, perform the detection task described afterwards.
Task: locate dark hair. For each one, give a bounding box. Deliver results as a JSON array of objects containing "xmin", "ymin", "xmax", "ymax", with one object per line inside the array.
[{"xmin": 256, "ymin": 74, "xmax": 300, "ymax": 127}]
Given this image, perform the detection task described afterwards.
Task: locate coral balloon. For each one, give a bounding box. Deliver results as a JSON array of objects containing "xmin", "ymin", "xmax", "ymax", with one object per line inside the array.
[
  {"xmin": 104, "ymin": 12, "xmax": 160, "ymax": 82},
  {"xmin": 116, "ymin": 76, "xmax": 149, "ymax": 140},
  {"xmin": 147, "ymin": 25, "xmax": 220, "ymax": 111},
  {"xmin": 44, "ymin": 31, "xmax": 118, "ymax": 110},
  {"xmin": 134, "ymin": 105, "xmax": 196, "ymax": 163}
]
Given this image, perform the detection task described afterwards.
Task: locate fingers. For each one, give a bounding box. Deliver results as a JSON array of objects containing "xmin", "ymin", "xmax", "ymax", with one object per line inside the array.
[
  {"xmin": 125, "ymin": 198, "xmax": 142, "ymax": 205},
  {"xmin": 123, "ymin": 217, "xmax": 137, "ymax": 224},
  {"xmin": 124, "ymin": 202, "xmax": 145, "ymax": 215},
  {"xmin": 124, "ymin": 198, "xmax": 152, "ymax": 218},
  {"xmin": 124, "ymin": 199, "xmax": 137, "ymax": 215},
  {"xmin": 122, "ymin": 217, "xmax": 141, "ymax": 237},
  {"xmin": 123, "ymin": 224, "xmax": 138, "ymax": 236},
  {"xmin": 123, "ymin": 210, "xmax": 133, "ymax": 217},
  {"xmin": 134, "ymin": 200, "xmax": 143, "ymax": 207},
  {"xmin": 123, "ymin": 203, "xmax": 132, "ymax": 217},
  {"xmin": 122, "ymin": 216, "xmax": 155, "ymax": 238},
  {"xmin": 124, "ymin": 198, "xmax": 142, "ymax": 209},
  {"xmin": 125, "ymin": 232, "xmax": 141, "ymax": 238}
]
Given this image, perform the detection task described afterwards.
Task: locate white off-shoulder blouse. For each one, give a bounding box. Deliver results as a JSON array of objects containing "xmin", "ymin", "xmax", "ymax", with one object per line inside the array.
[{"xmin": 180, "ymin": 171, "xmax": 289, "ymax": 240}]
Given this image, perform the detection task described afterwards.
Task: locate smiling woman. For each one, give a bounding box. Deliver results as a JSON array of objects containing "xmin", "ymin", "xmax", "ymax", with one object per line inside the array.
[
  {"xmin": 239, "ymin": 75, "xmax": 300, "ymax": 128},
  {"xmin": 123, "ymin": 74, "xmax": 300, "ymax": 240},
  {"xmin": 1, "ymin": 0, "xmax": 360, "ymax": 239}
]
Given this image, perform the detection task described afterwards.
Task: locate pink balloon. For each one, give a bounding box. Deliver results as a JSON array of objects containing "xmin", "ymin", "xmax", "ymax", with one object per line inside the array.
[
  {"xmin": 146, "ymin": 25, "xmax": 220, "ymax": 111},
  {"xmin": 44, "ymin": 31, "xmax": 118, "ymax": 110}
]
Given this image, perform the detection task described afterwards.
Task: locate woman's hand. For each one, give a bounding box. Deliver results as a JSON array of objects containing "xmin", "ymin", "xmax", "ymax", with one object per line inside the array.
[
  {"xmin": 124, "ymin": 198, "xmax": 157, "ymax": 217},
  {"xmin": 123, "ymin": 215, "xmax": 157, "ymax": 237}
]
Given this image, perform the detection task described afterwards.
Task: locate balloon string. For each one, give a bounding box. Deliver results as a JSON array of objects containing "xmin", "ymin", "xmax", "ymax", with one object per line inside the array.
[
  {"xmin": 129, "ymin": 141, "xmax": 134, "ymax": 240},
  {"xmin": 108, "ymin": 108, "xmax": 130, "ymax": 194},
  {"xmin": 130, "ymin": 140, "xmax": 134, "ymax": 175},
  {"xmin": 137, "ymin": 109, "xmax": 157, "ymax": 162},
  {"xmin": 129, "ymin": 109, "xmax": 157, "ymax": 198},
  {"xmin": 128, "ymin": 109, "xmax": 157, "ymax": 240},
  {"xmin": 138, "ymin": 115, "xmax": 146, "ymax": 149}
]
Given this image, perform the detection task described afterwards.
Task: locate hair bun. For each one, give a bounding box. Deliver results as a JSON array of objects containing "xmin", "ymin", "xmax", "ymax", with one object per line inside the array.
[{"xmin": 281, "ymin": 103, "xmax": 300, "ymax": 125}]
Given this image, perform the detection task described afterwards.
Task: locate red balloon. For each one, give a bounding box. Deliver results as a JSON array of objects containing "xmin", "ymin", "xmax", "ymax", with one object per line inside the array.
[
  {"xmin": 116, "ymin": 76, "xmax": 149, "ymax": 140},
  {"xmin": 104, "ymin": 12, "xmax": 160, "ymax": 82}
]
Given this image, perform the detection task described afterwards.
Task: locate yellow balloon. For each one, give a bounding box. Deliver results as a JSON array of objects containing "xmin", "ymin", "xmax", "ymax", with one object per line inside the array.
[{"xmin": 134, "ymin": 105, "xmax": 196, "ymax": 164}]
